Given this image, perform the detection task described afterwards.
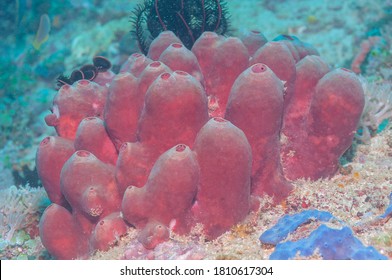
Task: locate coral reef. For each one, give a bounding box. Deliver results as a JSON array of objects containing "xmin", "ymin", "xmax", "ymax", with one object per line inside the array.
[
  {"xmin": 0, "ymin": 185, "xmax": 49, "ymax": 260},
  {"xmin": 351, "ymin": 36, "xmax": 382, "ymax": 74},
  {"xmin": 357, "ymin": 77, "xmax": 392, "ymax": 143},
  {"xmin": 0, "ymin": 185, "xmax": 48, "ymax": 242},
  {"xmin": 353, "ymin": 4, "xmax": 392, "ymax": 79},
  {"xmin": 36, "ymin": 30, "xmax": 365, "ymax": 259}
]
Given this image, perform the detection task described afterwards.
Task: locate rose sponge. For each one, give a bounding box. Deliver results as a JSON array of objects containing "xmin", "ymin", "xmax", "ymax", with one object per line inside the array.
[{"xmin": 36, "ymin": 31, "xmax": 364, "ymax": 259}]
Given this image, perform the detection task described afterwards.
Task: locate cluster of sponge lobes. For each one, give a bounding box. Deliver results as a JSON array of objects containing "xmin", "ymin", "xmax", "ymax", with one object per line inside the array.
[{"xmin": 36, "ymin": 30, "xmax": 365, "ymax": 259}]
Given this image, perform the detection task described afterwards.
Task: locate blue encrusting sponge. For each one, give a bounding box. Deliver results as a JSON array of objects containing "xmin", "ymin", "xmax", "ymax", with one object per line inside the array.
[
  {"xmin": 259, "ymin": 210, "xmax": 335, "ymax": 245},
  {"xmin": 260, "ymin": 209, "xmax": 388, "ymax": 260},
  {"xmin": 269, "ymin": 224, "xmax": 388, "ymax": 260}
]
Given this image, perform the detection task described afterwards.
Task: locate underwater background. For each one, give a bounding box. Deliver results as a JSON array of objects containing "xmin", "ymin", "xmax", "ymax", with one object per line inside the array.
[{"xmin": 0, "ymin": 0, "xmax": 391, "ymax": 260}]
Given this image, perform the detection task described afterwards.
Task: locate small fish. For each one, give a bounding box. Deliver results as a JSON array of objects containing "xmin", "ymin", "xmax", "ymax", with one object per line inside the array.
[{"xmin": 33, "ymin": 14, "xmax": 51, "ymax": 50}]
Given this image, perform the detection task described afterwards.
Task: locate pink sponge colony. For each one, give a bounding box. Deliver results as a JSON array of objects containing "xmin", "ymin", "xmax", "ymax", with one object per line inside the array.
[{"xmin": 36, "ymin": 30, "xmax": 365, "ymax": 259}]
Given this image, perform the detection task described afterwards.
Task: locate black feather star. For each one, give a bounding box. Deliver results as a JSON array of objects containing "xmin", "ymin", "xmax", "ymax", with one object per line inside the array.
[{"xmin": 130, "ymin": 0, "xmax": 230, "ymax": 54}]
